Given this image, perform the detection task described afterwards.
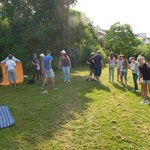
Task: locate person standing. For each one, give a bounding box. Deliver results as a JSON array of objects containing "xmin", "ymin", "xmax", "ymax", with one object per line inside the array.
[
  {"xmin": 138, "ymin": 56, "xmax": 150, "ymax": 105},
  {"xmin": 120, "ymin": 56, "xmax": 128, "ymax": 87},
  {"xmin": 59, "ymin": 50, "xmax": 71, "ymax": 82},
  {"xmin": 41, "ymin": 50, "xmax": 57, "ymax": 90},
  {"xmin": 129, "ymin": 57, "xmax": 139, "ymax": 92},
  {"xmin": 39, "ymin": 53, "xmax": 46, "ymax": 84},
  {"xmin": 87, "ymin": 52, "xmax": 95, "ymax": 81},
  {"xmin": 32, "ymin": 53, "xmax": 39, "ymax": 80},
  {"xmin": 116, "ymin": 55, "xmax": 122, "ymax": 82},
  {"xmin": 108, "ymin": 52, "xmax": 116, "ymax": 83},
  {"xmin": 5, "ymin": 54, "xmax": 17, "ymax": 88},
  {"xmin": 93, "ymin": 51, "xmax": 104, "ymax": 82}
]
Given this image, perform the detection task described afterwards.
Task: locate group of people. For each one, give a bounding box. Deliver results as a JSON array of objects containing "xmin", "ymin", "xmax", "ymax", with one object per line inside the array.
[
  {"xmin": 1, "ymin": 50, "xmax": 150, "ymax": 105},
  {"xmin": 88, "ymin": 51, "xmax": 150, "ymax": 105},
  {"xmin": 31, "ymin": 50, "xmax": 72, "ymax": 90}
]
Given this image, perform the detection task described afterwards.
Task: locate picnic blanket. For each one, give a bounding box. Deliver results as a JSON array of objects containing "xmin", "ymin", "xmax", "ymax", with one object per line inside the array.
[{"xmin": 0, "ymin": 105, "xmax": 15, "ymax": 128}]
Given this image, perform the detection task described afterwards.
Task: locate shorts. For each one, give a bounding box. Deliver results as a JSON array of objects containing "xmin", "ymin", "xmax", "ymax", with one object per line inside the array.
[
  {"xmin": 117, "ymin": 68, "xmax": 121, "ymax": 71},
  {"xmin": 41, "ymin": 73, "xmax": 46, "ymax": 78},
  {"xmin": 143, "ymin": 80, "xmax": 150, "ymax": 84},
  {"xmin": 89, "ymin": 68, "xmax": 94, "ymax": 76},
  {"xmin": 8, "ymin": 69, "xmax": 16, "ymax": 82},
  {"xmin": 94, "ymin": 68, "xmax": 102, "ymax": 77},
  {"xmin": 45, "ymin": 69, "xmax": 55, "ymax": 78}
]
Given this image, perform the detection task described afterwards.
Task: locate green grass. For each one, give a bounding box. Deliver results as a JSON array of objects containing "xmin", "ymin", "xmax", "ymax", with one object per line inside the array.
[{"xmin": 0, "ymin": 66, "xmax": 150, "ymax": 150}]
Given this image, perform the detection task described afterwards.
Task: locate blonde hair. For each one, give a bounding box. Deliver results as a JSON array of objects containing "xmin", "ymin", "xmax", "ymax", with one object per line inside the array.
[{"xmin": 137, "ymin": 56, "xmax": 145, "ymax": 63}]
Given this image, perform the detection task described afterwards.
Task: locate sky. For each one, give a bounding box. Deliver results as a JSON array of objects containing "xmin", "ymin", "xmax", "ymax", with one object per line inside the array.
[{"xmin": 73, "ymin": 0, "xmax": 150, "ymax": 37}]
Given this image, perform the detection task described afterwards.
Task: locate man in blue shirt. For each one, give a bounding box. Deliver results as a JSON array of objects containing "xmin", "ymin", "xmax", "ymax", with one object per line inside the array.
[
  {"xmin": 93, "ymin": 51, "xmax": 104, "ymax": 82},
  {"xmin": 41, "ymin": 50, "xmax": 57, "ymax": 90}
]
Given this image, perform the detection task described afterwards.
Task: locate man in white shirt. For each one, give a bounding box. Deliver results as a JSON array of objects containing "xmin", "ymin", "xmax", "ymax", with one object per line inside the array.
[{"xmin": 6, "ymin": 54, "xmax": 17, "ymax": 88}]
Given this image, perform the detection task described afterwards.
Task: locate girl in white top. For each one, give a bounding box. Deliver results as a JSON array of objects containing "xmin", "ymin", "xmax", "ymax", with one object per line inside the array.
[
  {"xmin": 108, "ymin": 52, "xmax": 116, "ymax": 83},
  {"xmin": 116, "ymin": 55, "xmax": 122, "ymax": 82}
]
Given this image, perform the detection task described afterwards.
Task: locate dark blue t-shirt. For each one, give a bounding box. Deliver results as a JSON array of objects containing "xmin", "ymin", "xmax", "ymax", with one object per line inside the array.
[
  {"xmin": 88, "ymin": 58, "xmax": 94, "ymax": 69},
  {"xmin": 43, "ymin": 56, "xmax": 53, "ymax": 70},
  {"xmin": 93, "ymin": 55, "xmax": 103, "ymax": 68}
]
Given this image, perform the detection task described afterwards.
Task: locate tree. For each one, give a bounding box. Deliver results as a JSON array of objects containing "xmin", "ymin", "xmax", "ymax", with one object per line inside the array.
[{"xmin": 103, "ymin": 22, "xmax": 142, "ymax": 57}]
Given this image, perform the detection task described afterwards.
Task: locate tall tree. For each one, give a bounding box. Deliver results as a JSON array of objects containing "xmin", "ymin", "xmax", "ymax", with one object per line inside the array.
[{"xmin": 103, "ymin": 22, "xmax": 142, "ymax": 57}]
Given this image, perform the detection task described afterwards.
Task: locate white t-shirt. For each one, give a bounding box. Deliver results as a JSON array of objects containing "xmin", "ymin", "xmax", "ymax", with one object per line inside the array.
[{"xmin": 6, "ymin": 60, "xmax": 16, "ymax": 70}]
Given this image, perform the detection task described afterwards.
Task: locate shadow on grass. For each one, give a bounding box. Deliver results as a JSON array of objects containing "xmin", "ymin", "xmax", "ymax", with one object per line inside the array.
[{"xmin": 0, "ymin": 68, "xmax": 110, "ymax": 149}]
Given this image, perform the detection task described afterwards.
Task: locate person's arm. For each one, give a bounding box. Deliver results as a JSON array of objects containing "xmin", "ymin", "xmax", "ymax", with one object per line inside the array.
[
  {"xmin": 146, "ymin": 63, "xmax": 150, "ymax": 68},
  {"xmin": 67, "ymin": 55, "xmax": 71, "ymax": 68},
  {"xmin": 101, "ymin": 60, "xmax": 104, "ymax": 69},
  {"xmin": 12, "ymin": 56, "xmax": 21, "ymax": 62},
  {"xmin": 49, "ymin": 59, "xmax": 52, "ymax": 72},
  {"xmin": 1, "ymin": 57, "xmax": 9, "ymax": 63},
  {"xmin": 138, "ymin": 68, "xmax": 142, "ymax": 81},
  {"xmin": 107, "ymin": 57, "xmax": 110, "ymax": 64},
  {"xmin": 59, "ymin": 56, "xmax": 61, "ymax": 69},
  {"xmin": 42, "ymin": 61, "xmax": 45, "ymax": 73}
]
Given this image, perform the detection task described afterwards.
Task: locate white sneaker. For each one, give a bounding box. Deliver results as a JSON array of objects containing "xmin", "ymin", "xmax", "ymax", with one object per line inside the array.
[
  {"xmin": 135, "ymin": 90, "xmax": 138, "ymax": 92},
  {"xmin": 141, "ymin": 100, "xmax": 147, "ymax": 104},
  {"xmin": 147, "ymin": 101, "xmax": 150, "ymax": 105},
  {"xmin": 64, "ymin": 80, "xmax": 66, "ymax": 82},
  {"xmin": 68, "ymin": 80, "xmax": 70, "ymax": 82}
]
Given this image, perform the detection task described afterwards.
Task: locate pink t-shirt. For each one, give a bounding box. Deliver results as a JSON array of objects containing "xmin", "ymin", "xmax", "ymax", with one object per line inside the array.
[{"xmin": 117, "ymin": 60, "xmax": 122, "ymax": 68}]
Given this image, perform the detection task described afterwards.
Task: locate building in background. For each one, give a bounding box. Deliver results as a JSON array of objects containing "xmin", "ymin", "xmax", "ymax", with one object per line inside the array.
[{"xmin": 135, "ymin": 33, "xmax": 150, "ymax": 44}]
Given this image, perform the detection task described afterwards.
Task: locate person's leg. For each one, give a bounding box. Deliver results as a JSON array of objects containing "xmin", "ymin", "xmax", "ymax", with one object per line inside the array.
[
  {"xmin": 12, "ymin": 70, "xmax": 16, "ymax": 88},
  {"xmin": 124, "ymin": 71, "xmax": 127, "ymax": 86},
  {"xmin": 62, "ymin": 67, "xmax": 66, "ymax": 82},
  {"xmin": 33, "ymin": 65, "xmax": 36, "ymax": 80},
  {"xmin": 133, "ymin": 73, "xmax": 138, "ymax": 91},
  {"xmin": 120, "ymin": 71, "xmax": 123, "ymax": 84},
  {"xmin": 112, "ymin": 65, "xmax": 115, "ymax": 82},
  {"xmin": 143, "ymin": 83, "xmax": 148, "ymax": 102},
  {"xmin": 8, "ymin": 70, "xmax": 12, "ymax": 87},
  {"xmin": 109, "ymin": 66, "xmax": 112, "ymax": 82},
  {"xmin": 66, "ymin": 66, "xmax": 70, "ymax": 81},
  {"xmin": 117, "ymin": 69, "xmax": 120, "ymax": 81},
  {"xmin": 50, "ymin": 77, "xmax": 55, "ymax": 88},
  {"xmin": 37, "ymin": 70, "xmax": 39, "ymax": 80}
]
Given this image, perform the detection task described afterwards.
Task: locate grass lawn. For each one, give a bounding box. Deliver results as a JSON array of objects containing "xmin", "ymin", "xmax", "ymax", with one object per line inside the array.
[{"xmin": 0, "ymin": 66, "xmax": 150, "ymax": 150}]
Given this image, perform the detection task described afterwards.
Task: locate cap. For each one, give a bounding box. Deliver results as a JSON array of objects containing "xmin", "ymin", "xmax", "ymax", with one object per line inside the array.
[
  {"xmin": 61, "ymin": 50, "xmax": 66, "ymax": 54},
  {"xmin": 39, "ymin": 53, "xmax": 45, "ymax": 57}
]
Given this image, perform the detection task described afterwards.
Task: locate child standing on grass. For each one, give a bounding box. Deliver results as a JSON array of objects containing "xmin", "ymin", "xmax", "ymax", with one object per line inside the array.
[
  {"xmin": 5, "ymin": 54, "xmax": 17, "ymax": 88},
  {"xmin": 129, "ymin": 57, "xmax": 139, "ymax": 92},
  {"xmin": 87, "ymin": 52, "xmax": 95, "ymax": 81},
  {"xmin": 116, "ymin": 55, "xmax": 122, "ymax": 82},
  {"xmin": 32, "ymin": 53, "xmax": 39, "ymax": 80},
  {"xmin": 120, "ymin": 56, "xmax": 128, "ymax": 87},
  {"xmin": 138, "ymin": 56, "xmax": 150, "ymax": 105},
  {"xmin": 108, "ymin": 52, "xmax": 116, "ymax": 83}
]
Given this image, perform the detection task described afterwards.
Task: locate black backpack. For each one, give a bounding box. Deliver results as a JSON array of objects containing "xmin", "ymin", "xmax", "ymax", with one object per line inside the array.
[{"xmin": 27, "ymin": 79, "xmax": 35, "ymax": 84}]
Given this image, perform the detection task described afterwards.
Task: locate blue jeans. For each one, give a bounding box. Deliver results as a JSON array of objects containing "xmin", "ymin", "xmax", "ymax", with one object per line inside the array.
[
  {"xmin": 109, "ymin": 65, "xmax": 115, "ymax": 82},
  {"xmin": 133, "ymin": 73, "xmax": 138, "ymax": 90},
  {"xmin": 62, "ymin": 66, "xmax": 70, "ymax": 81},
  {"xmin": 120, "ymin": 70, "xmax": 127, "ymax": 81}
]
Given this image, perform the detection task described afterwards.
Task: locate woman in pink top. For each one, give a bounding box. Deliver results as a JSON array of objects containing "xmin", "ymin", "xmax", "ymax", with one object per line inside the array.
[{"xmin": 116, "ymin": 55, "xmax": 123, "ymax": 82}]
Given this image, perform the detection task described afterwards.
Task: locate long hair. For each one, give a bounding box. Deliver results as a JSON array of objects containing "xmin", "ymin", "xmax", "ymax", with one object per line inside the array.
[{"xmin": 109, "ymin": 52, "xmax": 114, "ymax": 60}]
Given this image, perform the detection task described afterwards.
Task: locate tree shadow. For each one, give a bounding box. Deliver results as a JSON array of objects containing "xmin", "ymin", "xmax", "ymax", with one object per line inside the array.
[{"xmin": 0, "ymin": 68, "xmax": 109, "ymax": 149}]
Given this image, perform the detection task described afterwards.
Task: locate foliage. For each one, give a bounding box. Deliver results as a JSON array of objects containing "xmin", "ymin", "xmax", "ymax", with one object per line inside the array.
[
  {"xmin": 0, "ymin": 1, "xmax": 105, "ymax": 70},
  {"xmin": 103, "ymin": 22, "xmax": 142, "ymax": 58},
  {"xmin": 137, "ymin": 44, "xmax": 150, "ymax": 61}
]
